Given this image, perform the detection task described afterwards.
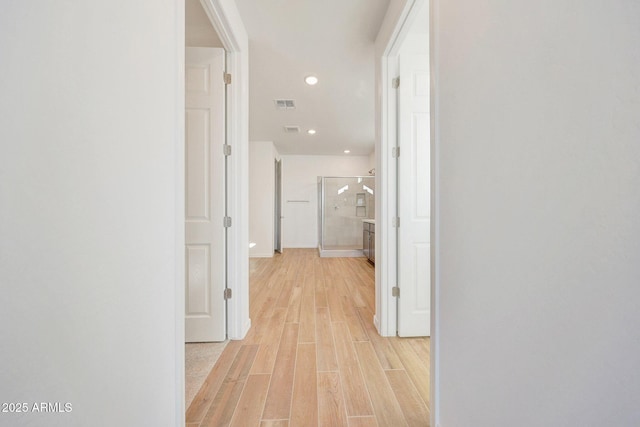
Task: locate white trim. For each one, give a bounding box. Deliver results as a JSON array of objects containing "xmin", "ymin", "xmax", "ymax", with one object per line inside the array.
[
  {"xmin": 375, "ymin": 0, "xmax": 423, "ymax": 337},
  {"xmin": 199, "ymin": 0, "xmax": 250, "ymax": 340},
  {"xmin": 319, "ymin": 249, "xmax": 365, "ymax": 258},
  {"xmin": 429, "ymin": 1, "xmax": 440, "ymax": 425},
  {"xmin": 174, "ymin": 0, "xmax": 186, "ymax": 423},
  {"xmin": 374, "ymin": 1, "xmax": 401, "ymax": 339},
  {"xmin": 377, "ymin": 53, "xmax": 399, "ymax": 337},
  {"xmin": 250, "ymin": 252, "xmax": 275, "ymax": 258},
  {"xmin": 386, "ymin": 1, "xmax": 426, "ymax": 56},
  {"xmin": 199, "ymin": 0, "xmax": 245, "ymax": 50}
]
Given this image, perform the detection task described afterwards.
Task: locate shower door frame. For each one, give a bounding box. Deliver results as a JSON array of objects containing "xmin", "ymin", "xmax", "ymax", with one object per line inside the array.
[{"xmin": 318, "ymin": 175, "xmax": 375, "ymax": 257}]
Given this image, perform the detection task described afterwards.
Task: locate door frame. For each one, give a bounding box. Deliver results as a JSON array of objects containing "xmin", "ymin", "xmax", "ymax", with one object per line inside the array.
[
  {"xmin": 197, "ymin": 0, "xmax": 250, "ymax": 342},
  {"xmin": 274, "ymin": 159, "xmax": 283, "ymax": 253},
  {"xmin": 375, "ymin": 0, "xmax": 425, "ymax": 336},
  {"xmin": 375, "ymin": 0, "xmax": 438, "ymax": 425},
  {"xmin": 175, "ymin": 0, "xmax": 250, "ymax": 419}
]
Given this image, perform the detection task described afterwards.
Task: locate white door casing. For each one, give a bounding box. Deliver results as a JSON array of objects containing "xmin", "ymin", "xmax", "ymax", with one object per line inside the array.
[
  {"xmin": 275, "ymin": 159, "xmax": 283, "ymax": 253},
  {"xmin": 185, "ymin": 47, "xmax": 226, "ymax": 342},
  {"xmin": 397, "ymin": 35, "xmax": 430, "ymax": 337}
]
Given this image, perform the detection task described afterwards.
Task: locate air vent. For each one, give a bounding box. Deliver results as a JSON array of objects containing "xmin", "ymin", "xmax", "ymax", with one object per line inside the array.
[
  {"xmin": 283, "ymin": 126, "xmax": 300, "ymax": 133},
  {"xmin": 274, "ymin": 99, "xmax": 296, "ymax": 110}
]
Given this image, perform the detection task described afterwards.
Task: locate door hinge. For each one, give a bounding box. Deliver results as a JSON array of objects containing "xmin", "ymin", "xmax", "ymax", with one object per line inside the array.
[
  {"xmin": 392, "ymin": 217, "xmax": 400, "ymax": 228},
  {"xmin": 392, "ymin": 147, "xmax": 400, "ymax": 158},
  {"xmin": 392, "ymin": 286, "xmax": 400, "ymax": 297},
  {"xmin": 224, "ymin": 73, "xmax": 232, "ymax": 85},
  {"xmin": 223, "ymin": 216, "xmax": 232, "ymax": 228},
  {"xmin": 223, "ymin": 144, "xmax": 232, "ymax": 156},
  {"xmin": 224, "ymin": 288, "xmax": 232, "ymax": 299},
  {"xmin": 392, "ymin": 77, "xmax": 400, "ymax": 89}
]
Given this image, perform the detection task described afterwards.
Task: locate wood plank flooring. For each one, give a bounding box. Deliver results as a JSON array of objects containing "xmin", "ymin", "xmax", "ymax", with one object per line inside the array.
[{"xmin": 186, "ymin": 249, "xmax": 430, "ymax": 426}]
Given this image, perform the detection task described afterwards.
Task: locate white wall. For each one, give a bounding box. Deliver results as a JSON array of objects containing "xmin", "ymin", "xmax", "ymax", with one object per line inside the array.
[
  {"xmin": 249, "ymin": 141, "xmax": 279, "ymax": 257},
  {"xmin": 282, "ymin": 155, "xmax": 370, "ymax": 248},
  {"xmin": 0, "ymin": 1, "xmax": 182, "ymax": 425},
  {"xmin": 434, "ymin": 1, "xmax": 640, "ymax": 426}
]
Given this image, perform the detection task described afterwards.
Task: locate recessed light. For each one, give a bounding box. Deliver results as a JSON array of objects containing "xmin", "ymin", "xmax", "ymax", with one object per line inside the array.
[
  {"xmin": 304, "ymin": 75, "xmax": 318, "ymax": 85},
  {"xmin": 344, "ymin": 150, "xmax": 351, "ymax": 154},
  {"xmin": 307, "ymin": 129, "xmax": 316, "ymax": 135}
]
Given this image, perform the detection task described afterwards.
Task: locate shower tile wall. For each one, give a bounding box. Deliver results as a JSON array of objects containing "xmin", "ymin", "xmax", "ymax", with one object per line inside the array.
[{"xmin": 323, "ymin": 177, "xmax": 375, "ymax": 248}]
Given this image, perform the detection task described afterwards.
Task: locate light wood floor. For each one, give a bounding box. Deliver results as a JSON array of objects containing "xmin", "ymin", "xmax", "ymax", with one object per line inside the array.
[{"xmin": 186, "ymin": 249, "xmax": 430, "ymax": 427}]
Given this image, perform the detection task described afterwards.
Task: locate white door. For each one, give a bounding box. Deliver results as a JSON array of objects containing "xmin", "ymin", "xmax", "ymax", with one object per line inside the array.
[
  {"xmin": 397, "ymin": 34, "xmax": 430, "ymax": 337},
  {"xmin": 185, "ymin": 47, "xmax": 226, "ymax": 342}
]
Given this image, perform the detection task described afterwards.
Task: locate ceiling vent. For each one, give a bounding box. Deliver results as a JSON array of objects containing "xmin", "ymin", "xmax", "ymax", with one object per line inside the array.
[
  {"xmin": 274, "ymin": 99, "xmax": 296, "ymax": 110},
  {"xmin": 283, "ymin": 126, "xmax": 300, "ymax": 133}
]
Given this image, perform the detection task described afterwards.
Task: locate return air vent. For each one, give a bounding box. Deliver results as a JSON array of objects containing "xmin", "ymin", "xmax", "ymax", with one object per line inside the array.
[
  {"xmin": 274, "ymin": 99, "xmax": 296, "ymax": 110},
  {"xmin": 283, "ymin": 126, "xmax": 300, "ymax": 133}
]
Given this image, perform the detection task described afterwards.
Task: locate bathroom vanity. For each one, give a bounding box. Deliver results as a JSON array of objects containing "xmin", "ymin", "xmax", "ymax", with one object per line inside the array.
[{"xmin": 362, "ymin": 219, "xmax": 375, "ymax": 265}]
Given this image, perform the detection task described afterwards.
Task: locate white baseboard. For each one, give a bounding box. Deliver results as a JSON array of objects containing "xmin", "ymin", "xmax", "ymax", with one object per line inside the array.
[
  {"xmin": 249, "ymin": 252, "xmax": 274, "ymax": 258},
  {"xmin": 232, "ymin": 318, "xmax": 251, "ymax": 340},
  {"xmin": 319, "ymin": 249, "xmax": 365, "ymax": 258}
]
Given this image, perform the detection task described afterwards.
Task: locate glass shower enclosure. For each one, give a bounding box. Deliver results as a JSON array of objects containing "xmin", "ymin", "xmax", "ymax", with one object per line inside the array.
[{"xmin": 317, "ymin": 176, "xmax": 375, "ymax": 257}]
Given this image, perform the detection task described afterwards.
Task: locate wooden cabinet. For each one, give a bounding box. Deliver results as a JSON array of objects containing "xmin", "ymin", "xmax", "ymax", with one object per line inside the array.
[
  {"xmin": 370, "ymin": 227, "xmax": 375, "ymax": 264},
  {"xmin": 363, "ymin": 221, "xmax": 375, "ymax": 265}
]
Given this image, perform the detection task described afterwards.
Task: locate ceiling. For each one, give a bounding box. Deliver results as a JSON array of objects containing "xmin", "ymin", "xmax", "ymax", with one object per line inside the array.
[{"xmin": 235, "ymin": 0, "xmax": 390, "ymax": 156}]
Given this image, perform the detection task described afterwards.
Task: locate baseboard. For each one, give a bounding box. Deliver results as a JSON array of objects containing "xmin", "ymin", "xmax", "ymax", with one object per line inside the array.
[
  {"xmin": 232, "ymin": 318, "xmax": 251, "ymax": 340},
  {"xmin": 249, "ymin": 252, "xmax": 274, "ymax": 258},
  {"xmin": 319, "ymin": 249, "xmax": 365, "ymax": 258},
  {"xmin": 373, "ymin": 314, "xmax": 380, "ymax": 334}
]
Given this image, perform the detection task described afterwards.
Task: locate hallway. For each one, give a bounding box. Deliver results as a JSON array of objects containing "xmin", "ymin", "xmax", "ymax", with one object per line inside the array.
[{"xmin": 186, "ymin": 249, "xmax": 429, "ymax": 426}]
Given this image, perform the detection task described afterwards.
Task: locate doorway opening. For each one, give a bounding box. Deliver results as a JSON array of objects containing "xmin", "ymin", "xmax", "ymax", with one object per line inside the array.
[
  {"xmin": 183, "ymin": 0, "xmax": 248, "ymax": 407},
  {"xmin": 180, "ymin": 0, "xmax": 436, "ymax": 422},
  {"xmin": 376, "ymin": 0, "xmax": 433, "ymax": 423}
]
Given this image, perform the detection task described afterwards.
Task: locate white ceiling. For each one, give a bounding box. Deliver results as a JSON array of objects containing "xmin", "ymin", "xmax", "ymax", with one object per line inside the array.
[{"xmin": 235, "ymin": 0, "xmax": 390, "ymax": 156}]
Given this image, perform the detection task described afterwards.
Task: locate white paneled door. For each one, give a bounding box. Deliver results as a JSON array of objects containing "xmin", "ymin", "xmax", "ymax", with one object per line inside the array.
[
  {"xmin": 185, "ymin": 47, "xmax": 226, "ymax": 342},
  {"xmin": 397, "ymin": 36, "xmax": 430, "ymax": 337}
]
